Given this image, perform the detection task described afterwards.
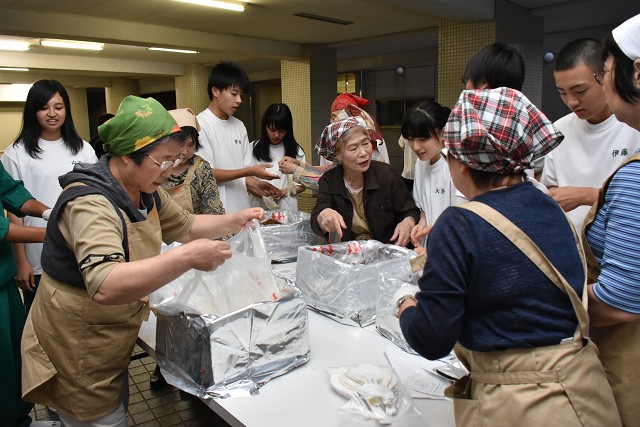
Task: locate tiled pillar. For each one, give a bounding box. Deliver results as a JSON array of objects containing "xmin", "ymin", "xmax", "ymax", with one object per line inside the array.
[
  {"xmin": 438, "ymin": 1, "xmax": 544, "ymax": 109},
  {"xmin": 437, "ymin": 20, "xmax": 496, "ymax": 108},
  {"xmin": 105, "ymin": 77, "xmax": 140, "ymax": 113},
  {"xmin": 175, "ymin": 63, "xmax": 210, "ymax": 112},
  {"xmin": 281, "ymin": 45, "xmax": 336, "ymax": 212}
]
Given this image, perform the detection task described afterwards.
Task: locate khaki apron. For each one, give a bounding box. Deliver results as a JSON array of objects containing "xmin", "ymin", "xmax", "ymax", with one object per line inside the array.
[
  {"xmin": 444, "ymin": 201, "xmax": 621, "ymax": 427},
  {"xmin": 164, "ymin": 156, "xmax": 200, "ymax": 214},
  {"xmin": 582, "ymin": 154, "xmax": 640, "ymax": 427},
  {"xmin": 21, "ymin": 200, "xmax": 162, "ymax": 420}
]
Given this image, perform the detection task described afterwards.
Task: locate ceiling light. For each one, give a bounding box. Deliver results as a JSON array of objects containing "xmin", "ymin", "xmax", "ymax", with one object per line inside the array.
[
  {"xmin": 175, "ymin": 0, "xmax": 245, "ymax": 12},
  {"xmin": 0, "ymin": 41, "xmax": 30, "ymax": 51},
  {"xmin": 148, "ymin": 47, "xmax": 199, "ymax": 54},
  {"xmin": 293, "ymin": 12, "xmax": 353, "ymax": 25},
  {"xmin": 0, "ymin": 67, "xmax": 29, "ymax": 72},
  {"xmin": 40, "ymin": 39, "xmax": 104, "ymax": 51}
]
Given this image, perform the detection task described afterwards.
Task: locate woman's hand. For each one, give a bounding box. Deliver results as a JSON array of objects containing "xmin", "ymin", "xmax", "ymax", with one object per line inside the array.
[
  {"xmin": 317, "ymin": 208, "xmax": 346, "ymax": 239},
  {"xmin": 278, "ymin": 157, "xmax": 300, "ymax": 175},
  {"xmin": 410, "ymin": 221, "xmax": 432, "ymax": 248},
  {"xmin": 234, "ymin": 207, "xmax": 264, "ymax": 228},
  {"xmin": 183, "ymin": 239, "xmax": 232, "ymax": 271},
  {"xmin": 391, "ymin": 217, "xmax": 415, "ymax": 247}
]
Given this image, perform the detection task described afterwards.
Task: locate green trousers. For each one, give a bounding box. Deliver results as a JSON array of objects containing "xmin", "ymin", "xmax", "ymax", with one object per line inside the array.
[{"xmin": 0, "ymin": 280, "xmax": 33, "ymax": 427}]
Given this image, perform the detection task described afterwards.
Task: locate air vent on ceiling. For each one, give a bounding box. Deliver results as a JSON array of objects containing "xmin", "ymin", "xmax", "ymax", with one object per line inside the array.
[{"xmin": 293, "ymin": 12, "xmax": 353, "ymax": 26}]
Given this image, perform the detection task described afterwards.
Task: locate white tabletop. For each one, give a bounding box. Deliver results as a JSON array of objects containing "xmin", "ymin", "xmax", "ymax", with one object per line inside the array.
[
  {"xmin": 138, "ymin": 262, "xmax": 455, "ymax": 427},
  {"xmin": 139, "ymin": 312, "xmax": 454, "ymax": 427}
]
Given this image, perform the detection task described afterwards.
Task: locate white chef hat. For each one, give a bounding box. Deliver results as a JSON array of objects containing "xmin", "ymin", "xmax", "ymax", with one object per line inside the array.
[{"xmin": 612, "ymin": 13, "xmax": 640, "ymax": 60}]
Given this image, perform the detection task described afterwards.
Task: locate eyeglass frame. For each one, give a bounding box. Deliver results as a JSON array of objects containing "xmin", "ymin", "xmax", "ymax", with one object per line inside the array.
[
  {"xmin": 594, "ymin": 67, "xmax": 611, "ymax": 86},
  {"xmin": 145, "ymin": 153, "xmax": 182, "ymax": 171}
]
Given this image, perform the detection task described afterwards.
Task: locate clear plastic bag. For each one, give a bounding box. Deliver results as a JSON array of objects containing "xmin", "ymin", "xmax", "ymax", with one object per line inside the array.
[
  {"xmin": 150, "ymin": 220, "xmax": 280, "ymax": 316},
  {"xmin": 327, "ymin": 364, "xmax": 421, "ymax": 425}
]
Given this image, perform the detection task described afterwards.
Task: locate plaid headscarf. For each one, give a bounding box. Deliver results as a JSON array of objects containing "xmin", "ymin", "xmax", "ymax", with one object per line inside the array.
[
  {"xmin": 99, "ymin": 96, "xmax": 180, "ymax": 156},
  {"xmin": 316, "ymin": 117, "xmax": 367, "ymax": 162},
  {"xmin": 444, "ymin": 87, "xmax": 563, "ymax": 174}
]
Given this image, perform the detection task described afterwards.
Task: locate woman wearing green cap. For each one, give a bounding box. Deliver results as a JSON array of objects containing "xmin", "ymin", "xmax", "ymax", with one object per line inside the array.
[{"xmin": 20, "ymin": 96, "xmax": 263, "ymax": 427}]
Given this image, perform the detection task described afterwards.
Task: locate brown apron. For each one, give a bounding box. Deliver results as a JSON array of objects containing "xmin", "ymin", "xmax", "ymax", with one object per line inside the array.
[
  {"xmin": 444, "ymin": 201, "xmax": 621, "ymax": 427},
  {"xmin": 21, "ymin": 200, "xmax": 162, "ymax": 420},
  {"xmin": 164, "ymin": 156, "xmax": 200, "ymax": 214},
  {"xmin": 581, "ymin": 154, "xmax": 640, "ymax": 427}
]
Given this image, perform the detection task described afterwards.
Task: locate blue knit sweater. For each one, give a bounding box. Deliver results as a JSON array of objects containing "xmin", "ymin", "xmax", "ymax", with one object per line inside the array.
[{"xmin": 400, "ymin": 182, "xmax": 584, "ymax": 360}]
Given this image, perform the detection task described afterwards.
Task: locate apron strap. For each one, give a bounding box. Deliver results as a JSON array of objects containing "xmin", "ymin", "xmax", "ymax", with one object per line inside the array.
[{"xmin": 458, "ymin": 201, "xmax": 590, "ymax": 340}]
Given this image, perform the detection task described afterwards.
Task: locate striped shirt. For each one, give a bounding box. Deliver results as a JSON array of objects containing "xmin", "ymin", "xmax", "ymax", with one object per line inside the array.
[{"xmin": 586, "ymin": 160, "xmax": 640, "ymax": 314}]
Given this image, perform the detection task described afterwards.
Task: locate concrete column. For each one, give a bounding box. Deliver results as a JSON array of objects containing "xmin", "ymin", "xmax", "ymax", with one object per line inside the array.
[
  {"xmin": 105, "ymin": 77, "xmax": 140, "ymax": 113},
  {"xmin": 175, "ymin": 63, "xmax": 210, "ymax": 112}
]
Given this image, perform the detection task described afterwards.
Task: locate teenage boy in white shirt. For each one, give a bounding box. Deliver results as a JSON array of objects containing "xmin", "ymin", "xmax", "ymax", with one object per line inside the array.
[
  {"xmin": 542, "ymin": 38, "xmax": 640, "ymax": 232},
  {"xmin": 197, "ymin": 61, "xmax": 280, "ymax": 213}
]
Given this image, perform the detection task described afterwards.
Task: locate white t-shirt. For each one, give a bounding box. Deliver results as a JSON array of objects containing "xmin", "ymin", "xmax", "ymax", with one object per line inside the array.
[
  {"xmin": 250, "ymin": 141, "xmax": 306, "ymax": 211},
  {"xmin": 541, "ymin": 113, "xmax": 640, "ymax": 231},
  {"xmin": 1, "ymin": 138, "xmax": 97, "ymax": 274},
  {"xmin": 196, "ymin": 108, "xmax": 254, "ymax": 213},
  {"xmin": 413, "ymin": 157, "xmax": 465, "ymax": 226}
]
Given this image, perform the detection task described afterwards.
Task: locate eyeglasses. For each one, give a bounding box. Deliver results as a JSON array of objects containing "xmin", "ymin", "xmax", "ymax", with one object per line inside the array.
[
  {"xmin": 439, "ymin": 147, "xmax": 449, "ymax": 160},
  {"xmin": 594, "ymin": 68, "xmax": 610, "ymax": 86},
  {"xmin": 594, "ymin": 72, "xmax": 604, "ymax": 86},
  {"xmin": 146, "ymin": 154, "xmax": 182, "ymax": 171}
]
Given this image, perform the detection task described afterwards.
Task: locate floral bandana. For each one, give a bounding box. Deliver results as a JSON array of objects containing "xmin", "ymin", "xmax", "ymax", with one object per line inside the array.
[
  {"xmin": 444, "ymin": 87, "xmax": 563, "ymax": 174},
  {"xmin": 316, "ymin": 117, "xmax": 367, "ymax": 163},
  {"xmin": 99, "ymin": 96, "xmax": 180, "ymax": 156}
]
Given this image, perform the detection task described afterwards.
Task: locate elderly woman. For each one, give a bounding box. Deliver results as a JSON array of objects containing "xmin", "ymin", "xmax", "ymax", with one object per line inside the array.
[
  {"xmin": 20, "ymin": 96, "xmax": 262, "ymax": 427},
  {"xmin": 278, "ymin": 93, "xmax": 389, "ymax": 190},
  {"xmin": 310, "ymin": 117, "xmax": 418, "ymax": 246},
  {"xmin": 583, "ymin": 13, "xmax": 640, "ymax": 426},
  {"xmin": 396, "ymin": 88, "xmax": 620, "ymax": 426},
  {"xmin": 163, "ymin": 108, "xmax": 225, "ymax": 216}
]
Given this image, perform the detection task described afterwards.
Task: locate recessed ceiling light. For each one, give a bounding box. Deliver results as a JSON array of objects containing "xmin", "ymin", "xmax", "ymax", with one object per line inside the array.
[
  {"xmin": 148, "ymin": 47, "xmax": 199, "ymax": 54},
  {"xmin": 0, "ymin": 67, "xmax": 29, "ymax": 72},
  {"xmin": 0, "ymin": 41, "xmax": 30, "ymax": 51},
  {"xmin": 175, "ymin": 0, "xmax": 245, "ymax": 12},
  {"xmin": 40, "ymin": 39, "xmax": 104, "ymax": 51}
]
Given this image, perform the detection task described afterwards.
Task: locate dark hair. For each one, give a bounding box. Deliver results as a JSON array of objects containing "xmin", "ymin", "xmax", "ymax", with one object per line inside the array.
[
  {"xmin": 207, "ymin": 61, "xmax": 250, "ymax": 101},
  {"xmin": 462, "ymin": 43, "xmax": 525, "ymax": 90},
  {"xmin": 181, "ymin": 126, "xmax": 201, "ymax": 151},
  {"xmin": 127, "ymin": 131, "xmax": 188, "ymax": 165},
  {"xmin": 401, "ymin": 101, "xmax": 451, "ymax": 140},
  {"xmin": 13, "ymin": 79, "xmax": 84, "ymax": 158},
  {"xmin": 601, "ymin": 34, "xmax": 640, "ymax": 105},
  {"xmin": 468, "ymin": 168, "xmax": 527, "ymax": 189},
  {"xmin": 554, "ymin": 38, "xmax": 603, "ymax": 73},
  {"xmin": 253, "ymin": 103, "xmax": 304, "ymax": 162}
]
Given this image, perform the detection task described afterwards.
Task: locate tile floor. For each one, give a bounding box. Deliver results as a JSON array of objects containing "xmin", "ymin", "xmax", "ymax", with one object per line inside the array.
[{"xmin": 29, "ymin": 345, "xmax": 231, "ymax": 427}]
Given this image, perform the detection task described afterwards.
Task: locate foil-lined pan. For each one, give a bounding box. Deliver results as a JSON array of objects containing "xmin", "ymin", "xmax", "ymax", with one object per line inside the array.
[
  {"xmin": 154, "ymin": 272, "xmax": 310, "ymax": 399},
  {"xmin": 296, "ymin": 240, "xmax": 415, "ymax": 327},
  {"xmin": 260, "ymin": 210, "xmax": 318, "ymax": 262}
]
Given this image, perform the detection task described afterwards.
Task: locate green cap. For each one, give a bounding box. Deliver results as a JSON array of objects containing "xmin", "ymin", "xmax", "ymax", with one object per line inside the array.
[{"xmin": 99, "ymin": 96, "xmax": 180, "ymax": 156}]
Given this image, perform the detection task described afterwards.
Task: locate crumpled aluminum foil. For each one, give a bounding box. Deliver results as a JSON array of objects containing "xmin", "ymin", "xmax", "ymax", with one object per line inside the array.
[
  {"xmin": 260, "ymin": 210, "xmax": 318, "ymax": 262},
  {"xmin": 296, "ymin": 240, "xmax": 415, "ymax": 327},
  {"xmin": 375, "ymin": 273, "xmax": 420, "ymax": 354},
  {"xmin": 155, "ymin": 274, "xmax": 310, "ymax": 399}
]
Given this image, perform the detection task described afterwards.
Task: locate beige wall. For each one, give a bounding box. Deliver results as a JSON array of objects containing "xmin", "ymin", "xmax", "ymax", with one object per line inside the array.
[
  {"xmin": 0, "ymin": 103, "xmax": 23, "ymax": 152},
  {"xmin": 0, "ymin": 87, "xmax": 90, "ymax": 154}
]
